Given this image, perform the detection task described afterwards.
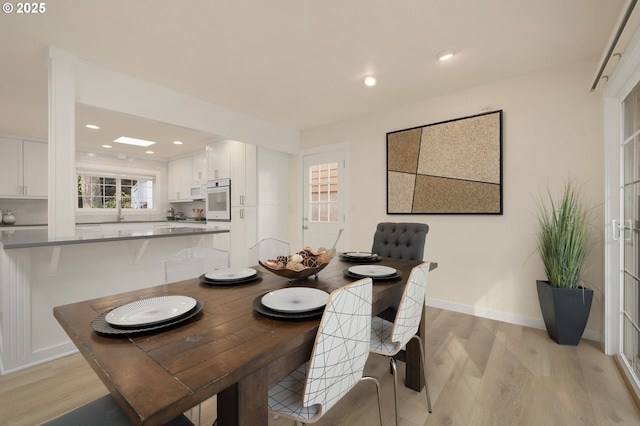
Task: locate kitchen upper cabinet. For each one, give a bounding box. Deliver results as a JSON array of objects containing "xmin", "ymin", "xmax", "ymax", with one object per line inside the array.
[
  {"xmin": 207, "ymin": 140, "xmax": 256, "ymax": 205},
  {"xmin": 23, "ymin": 140, "xmax": 48, "ymax": 197},
  {"xmin": 167, "ymin": 156, "xmax": 193, "ymax": 201},
  {"xmin": 192, "ymin": 151, "xmax": 206, "ymax": 182},
  {"xmin": 206, "ymin": 140, "xmax": 231, "ymax": 179},
  {"xmin": 0, "ymin": 137, "xmax": 47, "ymax": 198}
]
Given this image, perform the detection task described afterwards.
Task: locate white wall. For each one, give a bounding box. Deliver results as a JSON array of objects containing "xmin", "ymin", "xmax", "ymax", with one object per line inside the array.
[{"xmin": 298, "ymin": 58, "xmax": 605, "ymax": 338}]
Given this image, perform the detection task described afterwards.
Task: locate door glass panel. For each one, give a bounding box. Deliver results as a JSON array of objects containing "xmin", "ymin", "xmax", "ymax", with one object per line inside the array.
[
  {"xmin": 622, "ymin": 83, "xmax": 640, "ymax": 379},
  {"xmin": 308, "ymin": 162, "xmax": 338, "ymax": 223}
]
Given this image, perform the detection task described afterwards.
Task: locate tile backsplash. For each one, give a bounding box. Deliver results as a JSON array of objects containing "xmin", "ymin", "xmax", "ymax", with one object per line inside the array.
[{"xmin": 0, "ymin": 199, "xmax": 48, "ymax": 226}]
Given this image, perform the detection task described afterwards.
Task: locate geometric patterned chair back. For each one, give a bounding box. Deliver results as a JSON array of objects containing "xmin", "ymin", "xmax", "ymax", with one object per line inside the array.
[
  {"xmin": 303, "ymin": 277, "xmax": 373, "ymax": 413},
  {"xmin": 164, "ymin": 246, "xmax": 230, "ymax": 283},
  {"xmin": 391, "ymin": 262, "xmax": 430, "ymax": 345},
  {"xmin": 248, "ymin": 238, "xmax": 290, "ymax": 265}
]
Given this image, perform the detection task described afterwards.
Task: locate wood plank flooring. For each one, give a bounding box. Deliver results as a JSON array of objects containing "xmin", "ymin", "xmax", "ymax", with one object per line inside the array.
[{"xmin": 1, "ymin": 307, "xmax": 638, "ymax": 425}]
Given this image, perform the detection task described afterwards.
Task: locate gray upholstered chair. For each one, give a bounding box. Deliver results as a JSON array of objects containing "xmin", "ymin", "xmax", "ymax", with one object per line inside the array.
[{"xmin": 371, "ymin": 222, "xmax": 428, "ymax": 260}]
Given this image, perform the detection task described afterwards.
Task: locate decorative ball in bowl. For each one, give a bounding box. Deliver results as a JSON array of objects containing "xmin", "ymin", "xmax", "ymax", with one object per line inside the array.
[{"xmin": 259, "ymin": 247, "xmax": 333, "ymax": 280}]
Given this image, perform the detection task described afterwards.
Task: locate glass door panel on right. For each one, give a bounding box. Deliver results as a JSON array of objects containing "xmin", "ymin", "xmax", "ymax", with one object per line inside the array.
[{"xmin": 622, "ymin": 83, "xmax": 640, "ymax": 384}]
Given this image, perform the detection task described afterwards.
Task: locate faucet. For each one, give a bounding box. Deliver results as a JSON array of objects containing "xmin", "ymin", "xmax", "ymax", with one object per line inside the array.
[{"xmin": 117, "ymin": 203, "xmax": 124, "ymax": 222}]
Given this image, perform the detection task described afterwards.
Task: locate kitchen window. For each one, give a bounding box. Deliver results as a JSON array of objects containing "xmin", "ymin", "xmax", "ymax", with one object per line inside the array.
[{"xmin": 77, "ymin": 173, "xmax": 155, "ymax": 210}]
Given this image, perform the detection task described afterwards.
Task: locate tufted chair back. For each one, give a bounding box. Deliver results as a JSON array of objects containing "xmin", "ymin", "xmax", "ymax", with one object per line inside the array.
[{"xmin": 371, "ymin": 222, "xmax": 428, "ymax": 260}]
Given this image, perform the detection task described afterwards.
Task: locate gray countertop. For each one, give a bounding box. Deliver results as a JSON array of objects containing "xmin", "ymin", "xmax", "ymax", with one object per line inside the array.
[{"xmin": 0, "ymin": 227, "xmax": 228, "ymax": 249}]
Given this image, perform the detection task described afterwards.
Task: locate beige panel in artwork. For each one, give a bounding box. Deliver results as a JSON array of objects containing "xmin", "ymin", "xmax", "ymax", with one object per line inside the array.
[
  {"xmin": 388, "ymin": 171, "xmax": 416, "ymax": 213},
  {"xmin": 412, "ymin": 175, "xmax": 501, "ymax": 213},
  {"xmin": 417, "ymin": 113, "xmax": 500, "ymax": 184},
  {"xmin": 387, "ymin": 128, "xmax": 422, "ymax": 174}
]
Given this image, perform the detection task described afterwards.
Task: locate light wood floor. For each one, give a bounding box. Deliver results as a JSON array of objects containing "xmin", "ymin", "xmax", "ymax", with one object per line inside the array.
[{"xmin": 1, "ymin": 307, "xmax": 638, "ymax": 426}]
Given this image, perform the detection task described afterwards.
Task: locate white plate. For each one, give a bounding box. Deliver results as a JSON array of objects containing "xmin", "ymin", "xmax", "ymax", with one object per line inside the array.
[
  {"xmin": 105, "ymin": 295, "xmax": 197, "ymax": 327},
  {"xmin": 261, "ymin": 287, "xmax": 329, "ymax": 313},
  {"xmin": 205, "ymin": 267, "xmax": 257, "ymax": 281},
  {"xmin": 348, "ymin": 264, "xmax": 396, "ymax": 277},
  {"xmin": 343, "ymin": 251, "xmax": 375, "ymax": 258}
]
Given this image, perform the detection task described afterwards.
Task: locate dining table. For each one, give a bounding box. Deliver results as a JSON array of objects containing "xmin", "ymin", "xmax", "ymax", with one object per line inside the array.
[{"xmin": 53, "ymin": 256, "xmax": 437, "ymax": 426}]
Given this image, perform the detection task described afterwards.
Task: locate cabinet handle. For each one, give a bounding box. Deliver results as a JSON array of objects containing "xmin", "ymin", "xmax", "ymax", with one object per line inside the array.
[
  {"xmin": 240, "ymin": 195, "xmax": 245, "ymax": 205},
  {"xmin": 23, "ymin": 185, "xmax": 27, "ymax": 195},
  {"xmin": 240, "ymin": 209, "xmax": 244, "ymax": 219}
]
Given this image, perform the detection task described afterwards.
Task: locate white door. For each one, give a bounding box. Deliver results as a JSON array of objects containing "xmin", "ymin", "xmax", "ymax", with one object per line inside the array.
[
  {"xmin": 302, "ymin": 149, "xmax": 347, "ymax": 252},
  {"xmin": 620, "ymin": 83, "xmax": 640, "ymax": 385}
]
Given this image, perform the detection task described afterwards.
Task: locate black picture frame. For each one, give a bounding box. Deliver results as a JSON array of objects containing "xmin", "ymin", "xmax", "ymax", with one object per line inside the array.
[{"xmin": 387, "ymin": 110, "xmax": 503, "ymax": 215}]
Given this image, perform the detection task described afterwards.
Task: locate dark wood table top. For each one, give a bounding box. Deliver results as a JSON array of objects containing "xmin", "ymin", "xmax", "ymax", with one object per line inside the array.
[{"xmin": 53, "ymin": 257, "xmax": 436, "ymax": 426}]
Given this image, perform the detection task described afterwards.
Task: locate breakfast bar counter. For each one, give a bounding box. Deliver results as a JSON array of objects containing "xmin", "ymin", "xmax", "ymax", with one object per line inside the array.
[
  {"xmin": 0, "ymin": 226, "xmax": 226, "ymax": 249},
  {"xmin": 0, "ymin": 225, "xmax": 229, "ymax": 375}
]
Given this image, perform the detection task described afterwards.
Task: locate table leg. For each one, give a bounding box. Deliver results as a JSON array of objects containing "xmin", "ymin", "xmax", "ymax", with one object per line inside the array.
[
  {"xmin": 217, "ymin": 366, "xmax": 269, "ymax": 426},
  {"xmin": 405, "ymin": 306, "xmax": 426, "ymax": 391}
]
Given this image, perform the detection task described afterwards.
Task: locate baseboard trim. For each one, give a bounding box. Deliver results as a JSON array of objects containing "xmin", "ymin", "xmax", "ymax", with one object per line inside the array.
[{"xmin": 426, "ymin": 297, "xmax": 602, "ymax": 343}]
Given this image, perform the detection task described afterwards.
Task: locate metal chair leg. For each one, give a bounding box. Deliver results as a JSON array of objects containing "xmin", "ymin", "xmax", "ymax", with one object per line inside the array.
[
  {"xmin": 362, "ymin": 376, "xmax": 384, "ymax": 426},
  {"xmin": 412, "ymin": 335, "xmax": 432, "ymax": 413},
  {"xmin": 390, "ymin": 357, "xmax": 399, "ymax": 426}
]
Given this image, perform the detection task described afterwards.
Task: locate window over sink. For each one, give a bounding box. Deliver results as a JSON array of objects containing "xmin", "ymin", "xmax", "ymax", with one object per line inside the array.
[{"xmin": 77, "ymin": 168, "xmax": 156, "ymax": 211}]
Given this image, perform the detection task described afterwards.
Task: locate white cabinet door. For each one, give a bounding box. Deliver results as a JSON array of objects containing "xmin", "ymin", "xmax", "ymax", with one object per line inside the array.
[
  {"xmin": 206, "ymin": 140, "xmax": 231, "ymax": 180},
  {"xmin": 22, "ymin": 140, "xmax": 48, "ymax": 197},
  {"xmin": 0, "ymin": 137, "xmax": 22, "ymax": 196},
  {"xmin": 230, "ymin": 141, "xmax": 257, "ymax": 207},
  {"xmin": 192, "ymin": 151, "xmax": 206, "ymax": 181},
  {"xmin": 243, "ymin": 143, "xmax": 257, "ymax": 206},
  {"xmin": 230, "ymin": 206, "xmax": 257, "ymax": 267},
  {"xmin": 167, "ymin": 156, "xmax": 192, "ymax": 200}
]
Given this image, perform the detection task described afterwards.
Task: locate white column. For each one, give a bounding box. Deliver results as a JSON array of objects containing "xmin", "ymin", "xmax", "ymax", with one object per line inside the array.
[{"xmin": 47, "ymin": 48, "xmax": 77, "ymax": 238}]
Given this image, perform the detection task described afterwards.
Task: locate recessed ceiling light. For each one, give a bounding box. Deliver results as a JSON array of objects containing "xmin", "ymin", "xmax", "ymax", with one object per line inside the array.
[
  {"xmin": 145, "ymin": 150, "xmax": 155, "ymax": 154},
  {"xmin": 173, "ymin": 141, "xmax": 183, "ymax": 145},
  {"xmin": 113, "ymin": 136, "xmax": 157, "ymax": 147},
  {"xmin": 363, "ymin": 76, "xmax": 376, "ymax": 87},
  {"xmin": 85, "ymin": 124, "xmax": 100, "ymax": 130},
  {"xmin": 102, "ymin": 144, "xmax": 112, "ymax": 148},
  {"xmin": 437, "ymin": 50, "xmax": 455, "ymax": 61}
]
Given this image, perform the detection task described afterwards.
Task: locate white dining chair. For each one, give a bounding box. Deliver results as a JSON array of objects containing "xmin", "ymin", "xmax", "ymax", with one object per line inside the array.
[
  {"xmin": 369, "ymin": 262, "xmax": 432, "ymax": 426},
  {"xmin": 248, "ymin": 238, "xmax": 289, "ymax": 265},
  {"xmin": 164, "ymin": 246, "xmax": 230, "ymax": 283},
  {"xmin": 267, "ymin": 277, "xmax": 383, "ymax": 425}
]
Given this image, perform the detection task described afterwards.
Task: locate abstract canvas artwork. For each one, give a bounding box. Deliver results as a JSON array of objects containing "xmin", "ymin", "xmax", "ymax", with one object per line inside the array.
[{"xmin": 387, "ymin": 110, "xmax": 503, "ymax": 215}]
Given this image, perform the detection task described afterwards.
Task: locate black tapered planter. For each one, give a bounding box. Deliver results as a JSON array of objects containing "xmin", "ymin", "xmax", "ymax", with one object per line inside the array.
[{"xmin": 536, "ymin": 280, "xmax": 593, "ymax": 346}]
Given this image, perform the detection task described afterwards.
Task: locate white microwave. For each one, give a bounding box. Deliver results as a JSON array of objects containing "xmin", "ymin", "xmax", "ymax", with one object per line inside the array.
[
  {"xmin": 206, "ymin": 178, "xmax": 231, "ymax": 221},
  {"xmin": 190, "ymin": 182, "xmax": 206, "ymax": 200}
]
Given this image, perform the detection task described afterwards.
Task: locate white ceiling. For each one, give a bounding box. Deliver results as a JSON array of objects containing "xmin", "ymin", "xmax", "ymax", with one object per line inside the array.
[{"xmin": 0, "ymin": 0, "xmax": 629, "ymax": 159}]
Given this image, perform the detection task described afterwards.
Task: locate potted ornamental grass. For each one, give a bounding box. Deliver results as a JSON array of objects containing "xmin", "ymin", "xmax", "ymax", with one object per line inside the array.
[{"xmin": 535, "ymin": 180, "xmax": 594, "ymax": 346}]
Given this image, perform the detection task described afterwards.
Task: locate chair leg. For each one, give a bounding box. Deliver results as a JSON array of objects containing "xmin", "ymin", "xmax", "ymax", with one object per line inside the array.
[
  {"xmin": 390, "ymin": 357, "xmax": 399, "ymax": 426},
  {"xmin": 362, "ymin": 376, "xmax": 384, "ymax": 426},
  {"xmin": 411, "ymin": 336, "xmax": 432, "ymax": 413}
]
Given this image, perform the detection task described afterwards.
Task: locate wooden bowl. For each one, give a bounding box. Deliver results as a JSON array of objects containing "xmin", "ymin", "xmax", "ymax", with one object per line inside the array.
[{"xmin": 259, "ymin": 260, "xmax": 331, "ymax": 280}]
